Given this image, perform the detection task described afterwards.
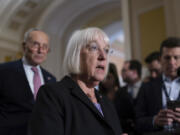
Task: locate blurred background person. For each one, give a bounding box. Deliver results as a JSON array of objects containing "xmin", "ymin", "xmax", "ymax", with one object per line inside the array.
[
  {"xmin": 0, "ymin": 28, "xmax": 56, "ymax": 135},
  {"xmin": 121, "ymin": 60, "xmax": 142, "ymax": 101},
  {"xmin": 99, "ymin": 63, "xmax": 120, "ymax": 101},
  {"xmin": 144, "ymin": 51, "xmax": 162, "ymax": 82},
  {"xmin": 29, "ymin": 27, "xmax": 126, "ymax": 135},
  {"xmin": 114, "ymin": 59, "xmax": 142, "ymax": 135}
]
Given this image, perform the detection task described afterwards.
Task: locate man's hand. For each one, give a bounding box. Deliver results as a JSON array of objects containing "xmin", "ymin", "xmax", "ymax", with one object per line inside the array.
[
  {"xmin": 173, "ymin": 107, "xmax": 180, "ymax": 123},
  {"xmin": 154, "ymin": 109, "xmax": 174, "ymax": 127}
]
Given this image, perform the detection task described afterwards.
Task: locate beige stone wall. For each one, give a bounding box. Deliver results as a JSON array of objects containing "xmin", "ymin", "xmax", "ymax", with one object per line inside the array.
[
  {"xmin": 129, "ymin": 0, "xmax": 164, "ymax": 62},
  {"xmin": 0, "ymin": 47, "xmax": 21, "ymax": 63}
]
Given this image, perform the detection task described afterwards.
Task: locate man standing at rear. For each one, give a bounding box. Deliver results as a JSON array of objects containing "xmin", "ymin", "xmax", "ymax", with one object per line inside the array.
[
  {"xmin": 136, "ymin": 37, "xmax": 180, "ymax": 134},
  {"xmin": 114, "ymin": 60, "xmax": 142, "ymax": 134},
  {"xmin": 0, "ymin": 28, "xmax": 56, "ymax": 135}
]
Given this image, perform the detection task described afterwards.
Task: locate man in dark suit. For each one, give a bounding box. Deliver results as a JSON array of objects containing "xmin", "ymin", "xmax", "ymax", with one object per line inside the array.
[
  {"xmin": 0, "ymin": 28, "xmax": 56, "ymax": 135},
  {"xmin": 114, "ymin": 60, "xmax": 142, "ymax": 134},
  {"xmin": 135, "ymin": 37, "xmax": 180, "ymax": 134}
]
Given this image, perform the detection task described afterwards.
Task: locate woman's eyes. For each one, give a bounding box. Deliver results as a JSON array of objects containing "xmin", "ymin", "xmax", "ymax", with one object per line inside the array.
[
  {"xmin": 89, "ymin": 45, "xmax": 98, "ymax": 51},
  {"xmin": 87, "ymin": 43, "xmax": 109, "ymax": 54}
]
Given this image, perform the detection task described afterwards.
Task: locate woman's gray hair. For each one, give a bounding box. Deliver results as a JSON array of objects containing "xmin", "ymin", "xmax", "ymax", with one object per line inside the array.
[{"xmin": 63, "ymin": 27, "xmax": 110, "ymax": 76}]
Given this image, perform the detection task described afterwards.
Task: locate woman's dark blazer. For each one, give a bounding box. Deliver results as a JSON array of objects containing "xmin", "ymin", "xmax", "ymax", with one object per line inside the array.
[{"xmin": 29, "ymin": 76, "xmax": 122, "ymax": 135}]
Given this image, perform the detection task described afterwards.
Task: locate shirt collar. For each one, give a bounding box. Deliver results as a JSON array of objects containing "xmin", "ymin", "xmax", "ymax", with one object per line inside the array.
[
  {"xmin": 129, "ymin": 80, "xmax": 142, "ymax": 88},
  {"xmin": 22, "ymin": 56, "xmax": 40, "ymax": 69},
  {"xmin": 134, "ymin": 80, "xmax": 142, "ymax": 88},
  {"xmin": 162, "ymin": 74, "xmax": 180, "ymax": 83}
]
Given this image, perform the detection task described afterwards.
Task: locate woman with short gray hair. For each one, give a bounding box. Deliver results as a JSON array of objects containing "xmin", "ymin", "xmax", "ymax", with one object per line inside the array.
[{"xmin": 29, "ymin": 27, "xmax": 123, "ymax": 135}]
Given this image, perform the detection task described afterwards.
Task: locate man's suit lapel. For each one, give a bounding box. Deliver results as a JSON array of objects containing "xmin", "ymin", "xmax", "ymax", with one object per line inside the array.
[
  {"xmin": 155, "ymin": 76, "xmax": 163, "ymax": 109},
  {"xmin": 16, "ymin": 60, "xmax": 34, "ymax": 99},
  {"xmin": 150, "ymin": 76, "xmax": 163, "ymax": 110},
  {"xmin": 124, "ymin": 86, "xmax": 134, "ymax": 104},
  {"xmin": 41, "ymin": 67, "xmax": 54, "ymax": 83}
]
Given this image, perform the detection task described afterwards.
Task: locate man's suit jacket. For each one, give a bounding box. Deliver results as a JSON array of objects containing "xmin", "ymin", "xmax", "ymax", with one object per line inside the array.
[
  {"xmin": 135, "ymin": 76, "xmax": 164, "ymax": 133},
  {"xmin": 0, "ymin": 59, "xmax": 56, "ymax": 135},
  {"xmin": 114, "ymin": 86, "xmax": 138, "ymax": 134},
  {"xmin": 29, "ymin": 76, "xmax": 122, "ymax": 135}
]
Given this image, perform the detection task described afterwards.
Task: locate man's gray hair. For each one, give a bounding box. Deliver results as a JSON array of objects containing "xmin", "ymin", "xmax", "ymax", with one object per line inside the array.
[
  {"xmin": 62, "ymin": 27, "xmax": 110, "ymax": 76},
  {"xmin": 23, "ymin": 28, "xmax": 41, "ymax": 42}
]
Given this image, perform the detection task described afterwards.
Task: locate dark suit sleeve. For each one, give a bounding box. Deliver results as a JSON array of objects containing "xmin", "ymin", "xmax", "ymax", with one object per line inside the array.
[
  {"xmin": 135, "ymin": 83, "xmax": 155, "ymax": 133},
  {"xmin": 29, "ymin": 85, "xmax": 64, "ymax": 135}
]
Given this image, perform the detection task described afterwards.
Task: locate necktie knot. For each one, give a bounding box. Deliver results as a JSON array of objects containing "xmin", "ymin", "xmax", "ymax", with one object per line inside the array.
[{"xmin": 31, "ymin": 67, "xmax": 38, "ymax": 73}]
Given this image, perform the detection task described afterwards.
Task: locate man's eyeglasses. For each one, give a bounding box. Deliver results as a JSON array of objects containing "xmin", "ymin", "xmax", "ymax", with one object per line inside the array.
[{"xmin": 27, "ymin": 40, "xmax": 49, "ymax": 51}]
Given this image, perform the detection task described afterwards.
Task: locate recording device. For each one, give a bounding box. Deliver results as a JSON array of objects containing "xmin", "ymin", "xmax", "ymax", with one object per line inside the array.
[{"xmin": 167, "ymin": 100, "xmax": 180, "ymax": 110}]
